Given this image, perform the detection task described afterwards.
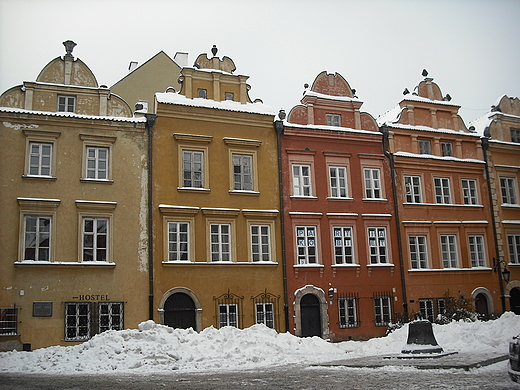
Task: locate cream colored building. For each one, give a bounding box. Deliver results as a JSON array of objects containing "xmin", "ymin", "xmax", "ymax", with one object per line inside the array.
[{"xmin": 0, "ymin": 41, "xmax": 151, "ymax": 350}]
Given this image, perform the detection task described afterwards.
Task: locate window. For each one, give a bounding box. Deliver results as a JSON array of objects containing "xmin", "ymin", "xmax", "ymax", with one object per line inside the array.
[
  {"xmin": 329, "ymin": 166, "xmax": 347, "ymax": 198},
  {"xmin": 364, "ymin": 168, "xmax": 382, "ymax": 199},
  {"xmin": 251, "ymin": 225, "xmax": 271, "ymax": 262},
  {"xmin": 28, "ymin": 142, "xmax": 52, "ymax": 177},
  {"xmin": 225, "ymin": 92, "xmax": 234, "ymax": 101},
  {"xmin": 65, "ymin": 302, "xmax": 123, "ymax": 341},
  {"xmin": 441, "ymin": 142, "xmax": 453, "ymax": 157},
  {"xmin": 86, "ymin": 146, "xmax": 109, "ymax": 180},
  {"xmin": 373, "ymin": 296, "xmax": 392, "ymax": 326},
  {"xmin": 409, "ymin": 235, "xmax": 428, "ymax": 269},
  {"xmin": 82, "ymin": 217, "xmax": 109, "ymax": 262},
  {"xmin": 338, "ymin": 296, "xmax": 358, "ymax": 328},
  {"xmin": 292, "ymin": 164, "xmax": 312, "ymax": 196},
  {"xmin": 462, "ymin": 179, "xmax": 478, "ymax": 205},
  {"xmin": 197, "ymin": 89, "xmax": 207, "ymax": 99},
  {"xmin": 183, "ymin": 150, "xmax": 204, "ymax": 188},
  {"xmin": 333, "ymin": 227, "xmax": 354, "ymax": 264},
  {"xmin": 326, "ymin": 113, "xmax": 341, "ymax": 127},
  {"xmin": 233, "ymin": 154, "xmax": 253, "ymax": 191},
  {"xmin": 57, "ymin": 95, "xmax": 75, "ymax": 112},
  {"xmin": 210, "ymin": 223, "xmax": 231, "ymax": 261},
  {"xmin": 419, "ymin": 140, "xmax": 431, "ymax": 154},
  {"xmin": 500, "ymin": 177, "xmax": 517, "ymax": 204},
  {"xmin": 404, "ymin": 175, "xmax": 422, "ymax": 203},
  {"xmin": 296, "ymin": 226, "xmax": 317, "ymax": 264},
  {"xmin": 419, "ymin": 299, "xmax": 435, "ymax": 322},
  {"xmin": 0, "ymin": 307, "xmax": 19, "ymax": 335},
  {"xmin": 98, "ymin": 302, "xmax": 124, "ymax": 333},
  {"xmin": 368, "ymin": 227, "xmax": 387, "ymax": 264},
  {"xmin": 434, "ymin": 177, "xmax": 451, "ymax": 204},
  {"xmin": 168, "ymin": 222, "xmax": 189, "ymax": 261},
  {"xmin": 440, "ymin": 234, "xmax": 458, "ymax": 268},
  {"xmin": 508, "ymin": 234, "xmax": 520, "ymax": 264},
  {"xmin": 218, "ymin": 304, "xmax": 237, "ymax": 327},
  {"xmin": 511, "ymin": 128, "xmax": 520, "ymax": 143},
  {"xmin": 23, "ymin": 215, "xmax": 51, "ymax": 261},
  {"xmin": 468, "ymin": 235, "xmax": 486, "ymax": 267},
  {"xmin": 255, "ymin": 302, "xmax": 274, "ymax": 328}
]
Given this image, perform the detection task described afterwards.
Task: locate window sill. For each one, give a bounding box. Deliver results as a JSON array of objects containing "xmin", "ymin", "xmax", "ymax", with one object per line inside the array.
[
  {"xmin": 229, "ymin": 190, "xmax": 260, "ymax": 196},
  {"xmin": 294, "ymin": 264, "xmax": 324, "ymax": 268},
  {"xmin": 80, "ymin": 178, "xmax": 114, "ymax": 184},
  {"xmin": 404, "ymin": 202, "xmax": 484, "ymax": 208},
  {"xmin": 362, "ymin": 198, "xmax": 388, "ymax": 202},
  {"xmin": 327, "ymin": 197, "xmax": 354, "ymax": 201},
  {"xmin": 177, "ymin": 187, "xmax": 210, "ymax": 193},
  {"xmin": 290, "ymin": 196, "xmax": 318, "ymax": 200},
  {"xmin": 15, "ymin": 261, "xmax": 115, "ymax": 268},
  {"xmin": 366, "ymin": 263, "xmax": 395, "ymax": 267},
  {"xmin": 162, "ymin": 261, "xmax": 278, "ymax": 266},
  {"xmin": 408, "ymin": 267, "xmax": 492, "ymax": 272},
  {"xmin": 502, "ymin": 203, "xmax": 520, "ymax": 209},
  {"xmin": 22, "ymin": 175, "xmax": 57, "ymax": 181},
  {"xmin": 331, "ymin": 264, "xmax": 360, "ymax": 268}
]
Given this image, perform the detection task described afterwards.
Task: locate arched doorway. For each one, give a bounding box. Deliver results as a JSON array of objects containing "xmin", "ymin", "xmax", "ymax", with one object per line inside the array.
[
  {"xmin": 164, "ymin": 292, "xmax": 196, "ymax": 329},
  {"xmin": 511, "ymin": 288, "xmax": 520, "ymax": 315},
  {"xmin": 474, "ymin": 293, "xmax": 489, "ymax": 319},
  {"xmin": 300, "ymin": 294, "xmax": 321, "ymax": 337}
]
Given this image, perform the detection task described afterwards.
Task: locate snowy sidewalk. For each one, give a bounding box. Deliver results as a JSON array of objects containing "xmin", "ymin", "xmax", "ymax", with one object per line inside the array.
[{"xmin": 316, "ymin": 351, "xmax": 509, "ymax": 371}]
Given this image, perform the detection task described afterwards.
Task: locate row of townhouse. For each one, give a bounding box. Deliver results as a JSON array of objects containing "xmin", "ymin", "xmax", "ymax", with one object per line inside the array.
[{"xmin": 0, "ymin": 42, "xmax": 518, "ymax": 350}]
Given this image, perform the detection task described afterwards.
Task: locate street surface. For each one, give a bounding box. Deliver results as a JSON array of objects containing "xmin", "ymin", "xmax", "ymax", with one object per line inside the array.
[{"xmin": 0, "ymin": 363, "xmax": 517, "ymax": 390}]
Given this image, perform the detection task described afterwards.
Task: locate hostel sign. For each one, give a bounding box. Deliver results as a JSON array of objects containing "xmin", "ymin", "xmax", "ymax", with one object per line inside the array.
[{"xmin": 72, "ymin": 294, "xmax": 110, "ymax": 301}]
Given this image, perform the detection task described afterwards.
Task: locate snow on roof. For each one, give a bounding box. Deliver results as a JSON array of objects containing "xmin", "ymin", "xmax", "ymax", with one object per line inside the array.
[
  {"xmin": 394, "ymin": 151, "xmax": 485, "ymax": 163},
  {"xmin": 469, "ymin": 113, "xmax": 492, "ymax": 136},
  {"xmin": 400, "ymin": 94, "xmax": 461, "ymax": 108},
  {"xmin": 384, "ymin": 122, "xmax": 480, "ymax": 137},
  {"xmin": 376, "ymin": 105, "xmax": 402, "ymax": 126},
  {"xmin": 156, "ymin": 92, "xmax": 275, "ymax": 116},
  {"xmin": 283, "ymin": 121, "xmax": 381, "ymax": 136},
  {"xmin": 302, "ymin": 89, "xmax": 361, "ymax": 103},
  {"xmin": 0, "ymin": 107, "xmax": 147, "ymax": 123}
]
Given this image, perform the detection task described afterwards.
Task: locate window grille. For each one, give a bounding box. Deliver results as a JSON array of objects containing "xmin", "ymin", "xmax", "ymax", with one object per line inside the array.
[
  {"xmin": 0, "ymin": 307, "xmax": 19, "ymax": 335},
  {"xmin": 251, "ymin": 290, "xmax": 280, "ymax": 330},
  {"xmin": 213, "ymin": 290, "xmax": 243, "ymax": 328},
  {"xmin": 373, "ymin": 291, "xmax": 393, "ymax": 327},
  {"xmin": 338, "ymin": 293, "xmax": 359, "ymax": 328}
]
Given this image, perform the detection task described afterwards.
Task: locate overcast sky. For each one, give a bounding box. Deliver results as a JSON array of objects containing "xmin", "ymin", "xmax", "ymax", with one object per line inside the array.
[{"xmin": 1, "ymin": 0, "xmax": 518, "ymax": 123}]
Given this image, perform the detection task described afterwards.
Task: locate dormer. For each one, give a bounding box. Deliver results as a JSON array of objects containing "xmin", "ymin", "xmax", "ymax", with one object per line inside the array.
[
  {"xmin": 178, "ymin": 45, "xmax": 252, "ymax": 104},
  {"xmin": 0, "ymin": 41, "xmax": 132, "ymax": 117},
  {"xmin": 287, "ymin": 71, "xmax": 378, "ymax": 131}
]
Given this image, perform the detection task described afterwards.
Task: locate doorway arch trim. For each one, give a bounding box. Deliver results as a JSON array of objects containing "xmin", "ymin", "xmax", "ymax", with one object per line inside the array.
[{"xmin": 159, "ymin": 287, "xmax": 202, "ymax": 331}]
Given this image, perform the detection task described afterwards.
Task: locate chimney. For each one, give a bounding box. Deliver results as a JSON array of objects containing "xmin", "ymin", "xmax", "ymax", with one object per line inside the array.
[
  {"xmin": 128, "ymin": 61, "xmax": 138, "ymax": 72},
  {"xmin": 174, "ymin": 52, "xmax": 189, "ymax": 67}
]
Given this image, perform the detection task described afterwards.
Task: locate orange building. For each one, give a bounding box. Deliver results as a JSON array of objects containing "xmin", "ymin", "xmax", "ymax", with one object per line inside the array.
[
  {"xmin": 280, "ymin": 72, "xmax": 404, "ymax": 341},
  {"xmin": 379, "ymin": 72, "xmax": 500, "ymax": 320},
  {"xmin": 151, "ymin": 48, "xmax": 286, "ymax": 332}
]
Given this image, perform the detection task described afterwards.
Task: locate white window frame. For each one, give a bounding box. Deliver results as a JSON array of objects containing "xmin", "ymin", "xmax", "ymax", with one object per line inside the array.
[
  {"xmin": 462, "ymin": 178, "xmax": 478, "ymax": 205},
  {"xmin": 22, "ymin": 215, "xmax": 52, "ymax": 262},
  {"xmin": 197, "ymin": 88, "xmax": 207, "ymax": 99},
  {"xmin": 232, "ymin": 153, "xmax": 253, "ymax": 191},
  {"xmin": 404, "ymin": 175, "xmax": 422, "ymax": 203},
  {"xmin": 167, "ymin": 221, "xmax": 190, "ymax": 261},
  {"xmin": 82, "ymin": 217, "xmax": 109, "ymax": 262},
  {"xmin": 98, "ymin": 302, "xmax": 124, "ymax": 333},
  {"xmin": 295, "ymin": 226, "xmax": 318, "ymax": 264},
  {"xmin": 338, "ymin": 297, "xmax": 358, "ymax": 328},
  {"xmin": 364, "ymin": 168, "xmax": 382, "ymax": 199},
  {"xmin": 368, "ymin": 227, "xmax": 387, "ymax": 264},
  {"xmin": 65, "ymin": 302, "xmax": 90, "ymax": 341},
  {"xmin": 28, "ymin": 142, "xmax": 53, "ymax": 177},
  {"xmin": 333, "ymin": 226, "xmax": 354, "ymax": 264},
  {"xmin": 440, "ymin": 234, "xmax": 458, "ymax": 268},
  {"xmin": 23, "ymin": 130, "xmax": 60, "ymax": 179},
  {"xmin": 434, "ymin": 177, "xmax": 451, "ymax": 204},
  {"xmin": 218, "ymin": 303, "xmax": 238, "ymax": 327},
  {"xmin": 409, "ymin": 235, "xmax": 428, "ymax": 269},
  {"xmin": 326, "ymin": 113, "xmax": 341, "ymax": 127},
  {"xmin": 500, "ymin": 177, "xmax": 517, "ymax": 204},
  {"xmin": 251, "ymin": 224, "xmax": 271, "ymax": 262},
  {"xmin": 183, "ymin": 150, "xmax": 204, "ymax": 189},
  {"xmin": 292, "ymin": 164, "xmax": 312, "ymax": 197},
  {"xmin": 419, "ymin": 139, "xmax": 431, "ymax": 154},
  {"xmin": 441, "ymin": 141, "xmax": 453, "ymax": 157},
  {"xmin": 374, "ymin": 296, "xmax": 392, "ymax": 326},
  {"xmin": 419, "ymin": 299, "xmax": 435, "ymax": 322},
  {"xmin": 255, "ymin": 302, "xmax": 274, "ymax": 328},
  {"xmin": 468, "ymin": 235, "xmax": 486, "ymax": 267},
  {"xmin": 80, "ymin": 134, "xmax": 115, "ymax": 182},
  {"xmin": 57, "ymin": 95, "xmax": 76, "ymax": 113},
  {"xmin": 507, "ymin": 234, "xmax": 520, "ymax": 264},
  {"xmin": 329, "ymin": 166, "xmax": 348, "ymax": 198},
  {"xmin": 210, "ymin": 223, "xmax": 231, "ymax": 262}
]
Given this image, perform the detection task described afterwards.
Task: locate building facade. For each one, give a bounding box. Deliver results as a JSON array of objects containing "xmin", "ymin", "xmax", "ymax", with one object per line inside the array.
[
  {"xmin": 151, "ymin": 48, "xmax": 286, "ymax": 332},
  {"xmin": 280, "ymin": 72, "xmax": 404, "ymax": 341},
  {"xmin": 0, "ymin": 41, "xmax": 150, "ymax": 349},
  {"xmin": 378, "ymin": 73, "xmax": 500, "ymax": 321}
]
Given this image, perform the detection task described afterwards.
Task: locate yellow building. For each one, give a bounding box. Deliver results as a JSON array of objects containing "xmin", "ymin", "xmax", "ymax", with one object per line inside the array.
[
  {"xmin": 151, "ymin": 47, "xmax": 286, "ymax": 332},
  {"xmin": 0, "ymin": 41, "xmax": 150, "ymax": 350},
  {"xmin": 473, "ymin": 95, "xmax": 520, "ymax": 313}
]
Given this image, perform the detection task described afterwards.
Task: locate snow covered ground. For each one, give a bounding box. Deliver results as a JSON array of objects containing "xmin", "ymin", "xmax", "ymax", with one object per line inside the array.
[{"xmin": 0, "ymin": 312, "xmax": 518, "ymax": 375}]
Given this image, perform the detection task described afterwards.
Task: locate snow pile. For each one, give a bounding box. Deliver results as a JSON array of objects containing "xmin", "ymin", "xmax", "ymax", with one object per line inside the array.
[{"xmin": 0, "ymin": 313, "xmax": 518, "ymax": 374}]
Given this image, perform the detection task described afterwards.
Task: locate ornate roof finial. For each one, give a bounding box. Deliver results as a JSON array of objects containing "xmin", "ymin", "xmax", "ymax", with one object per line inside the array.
[
  {"xmin": 211, "ymin": 45, "xmax": 218, "ymax": 57},
  {"xmin": 63, "ymin": 40, "xmax": 77, "ymax": 59}
]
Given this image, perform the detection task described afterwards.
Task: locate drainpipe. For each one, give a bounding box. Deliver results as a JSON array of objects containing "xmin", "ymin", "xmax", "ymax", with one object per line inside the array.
[
  {"xmin": 481, "ymin": 136, "xmax": 506, "ymax": 313},
  {"xmin": 381, "ymin": 125, "xmax": 408, "ymax": 320},
  {"xmin": 145, "ymin": 113, "xmax": 157, "ymax": 320},
  {"xmin": 274, "ymin": 114, "xmax": 289, "ymax": 332}
]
